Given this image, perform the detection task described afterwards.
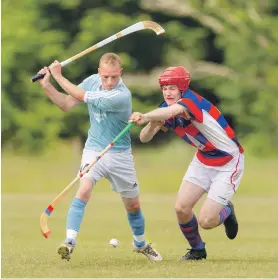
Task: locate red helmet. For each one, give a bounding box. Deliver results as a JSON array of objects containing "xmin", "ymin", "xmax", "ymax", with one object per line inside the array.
[{"xmin": 158, "ymin": 66, "xmax": 190, "ymax": 92}]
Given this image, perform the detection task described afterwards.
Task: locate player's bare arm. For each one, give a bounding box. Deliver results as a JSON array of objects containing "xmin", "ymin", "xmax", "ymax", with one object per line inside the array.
[
  {"xmin": 139, "ymin": 121, "xmax": 166, "ymax": 143},
  {"xmin": 38, "ymin": 67, "xmax": 81, "ymax": 111},
  {"xmin": 49, "ymin": 60, "xmax": 86, "ymax": 102},
  {"xmin": 131, "ymin": 104, "xmax": 187, "ymax": 125}
]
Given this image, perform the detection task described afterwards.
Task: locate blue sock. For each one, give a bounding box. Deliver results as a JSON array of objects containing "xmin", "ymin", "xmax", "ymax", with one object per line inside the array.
[
  {"xmin": 218, "ymin": 205, "xmax": 232, "ymax": 225},
  {"xmin": 66, "ymin": 197, "xmax": 87, "ymax": 232},
  {"xmin": 179, "ymin": 215, "xmax": 205, "ymax": 250},
  {"xmin": 127, "ymin": 209, "xmax": 146, "ymax": 248}
]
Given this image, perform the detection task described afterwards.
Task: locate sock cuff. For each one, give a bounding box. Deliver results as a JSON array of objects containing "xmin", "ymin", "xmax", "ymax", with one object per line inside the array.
[
  {"xmin": 72, "ymin": 197, "xmax": 87, "ymax": 207},
  {"xmin": 133, "ymin": 234, "xmax": 145, "ymax": 242},
  {"xmin": 179, "ymin": 215, "xmax": 198, "ymax": 228},
  {"xmin": 127, "ymin": 209, "xmax": 142, "ymax": 217}
]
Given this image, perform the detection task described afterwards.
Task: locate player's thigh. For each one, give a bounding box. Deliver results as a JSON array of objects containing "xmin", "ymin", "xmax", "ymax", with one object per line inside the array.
[
  {"xmin": 105, "ymin": 150, "xmax": 139, "ymax": 199},
  {"xmin": 76, "ymin": 177, "xmax": 95, "ymax": 201},
  {"xmin": 176, "ymin": 180, "xmax": 206, "ymax": 210}
]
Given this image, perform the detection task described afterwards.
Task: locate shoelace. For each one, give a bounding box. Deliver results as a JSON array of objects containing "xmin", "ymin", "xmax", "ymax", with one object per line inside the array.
[
  {"xmin": 186, "ymin": 250, "xmax": 197, "ymax": 259},
  {"xmin": 182, "ymin": 248, "xmax": 204, "ymax": 259},
  {"xmin": 143, "ymin": 245, "xmax": 158, "ymax": 257}
]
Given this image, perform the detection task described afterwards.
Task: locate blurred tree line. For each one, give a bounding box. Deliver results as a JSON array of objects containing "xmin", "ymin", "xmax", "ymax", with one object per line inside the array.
[{"xmin": 2, "ymin": 0, "xmax": 278, "ymax": 155}]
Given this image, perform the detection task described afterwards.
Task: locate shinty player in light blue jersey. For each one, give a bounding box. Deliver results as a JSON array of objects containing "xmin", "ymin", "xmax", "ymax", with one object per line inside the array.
[
  {"xmin": 37, "ymin": 53, "xmax": 162, "ymax": 262},
  {"xmin": 78, "ymin": 73, "xmax": 132, "ymax": 152}
]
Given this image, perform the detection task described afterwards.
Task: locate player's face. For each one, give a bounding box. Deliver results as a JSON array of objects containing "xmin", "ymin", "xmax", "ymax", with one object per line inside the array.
[
  {"xmin": 98, "ymin": 63, "xmax": 123, "ymax": 90},
  {"xmin": 162, "ymin": 85, "xmax": 181, "ymax": 106}
]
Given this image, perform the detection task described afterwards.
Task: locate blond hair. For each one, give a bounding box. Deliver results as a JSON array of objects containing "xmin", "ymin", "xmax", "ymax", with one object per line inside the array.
[{"xmin": 99, "ymin": 53, "xmax": 121, "ymax": 67}]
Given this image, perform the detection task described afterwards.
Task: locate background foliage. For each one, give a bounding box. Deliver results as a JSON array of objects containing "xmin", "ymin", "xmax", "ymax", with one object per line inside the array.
[
  {"xmin": 2, "ymin": 0, "xmax": 278, "ymax": 156},
  {"xmin": 2, "ymin": 2, "xmax": 278, "ymax": 277}
]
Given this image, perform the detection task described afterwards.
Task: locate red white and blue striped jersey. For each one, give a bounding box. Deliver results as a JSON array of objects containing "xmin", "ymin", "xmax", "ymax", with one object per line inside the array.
[{"xmin": 159, "ymin": 89, "xmax": 244, "ymax": 167}]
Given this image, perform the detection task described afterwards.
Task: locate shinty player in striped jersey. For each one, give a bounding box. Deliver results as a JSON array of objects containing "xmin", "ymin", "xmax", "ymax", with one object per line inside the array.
[{"xmin": 129, "ymin": 66, "xmax": 244, "ymax": 260}]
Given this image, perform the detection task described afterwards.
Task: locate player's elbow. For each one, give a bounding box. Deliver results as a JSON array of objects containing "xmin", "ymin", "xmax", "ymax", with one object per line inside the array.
[
  {"xmin": 76, "ymin": 95, "xmax": 85, "ymax": 102},
  {"xmin": 60, "ymin": 105, "xmax": 71, "ymax": 112},
  {"xmin": 61, "ymin": 96, "xmax": 80, "ymax": 111},
  {"xmin": 139, "ymin": 132, "xmax": 153, "ymax": 143},
  {"xmin": 140, "ymin": 136, "xmax": 151, "ymax": 143},
  {"xmin": 60, "ymin": 101, "xmax": 75, "ymax": 112}
]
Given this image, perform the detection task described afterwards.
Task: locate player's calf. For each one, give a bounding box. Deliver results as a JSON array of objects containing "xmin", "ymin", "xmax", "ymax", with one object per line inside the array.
[
  {"xmin": 199, "ymin": 215, "xmax": 219, "ymax": 229},
  {"xmin": 199, "ymin": 198, "xmax": 226, "ymax": 229}
]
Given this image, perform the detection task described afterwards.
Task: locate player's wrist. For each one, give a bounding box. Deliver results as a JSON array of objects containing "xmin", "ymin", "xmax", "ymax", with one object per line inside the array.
[
  {"xmin": 42, "ymin": 81, "xmax": 52, "ymax": 89},
  {"xmin": 53, "ymin": 75, "xmax": 64, "ymax": 83},
  {"xmin": 143, "ymin": 114, "xmax": 151, "ymax": 123}
]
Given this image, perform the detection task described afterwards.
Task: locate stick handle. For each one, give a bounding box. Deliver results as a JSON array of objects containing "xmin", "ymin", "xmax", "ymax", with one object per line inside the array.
[
  {"xmin": 30, "ymin": 21, "xmax": 165, "ymax": 83},
  {"xmin": 31, "ymin": 73, "xmax": 46, "ymax": 82},
  {"xmin": 113, "ymin": 122, "xmax": 134, "ymax": 144}
]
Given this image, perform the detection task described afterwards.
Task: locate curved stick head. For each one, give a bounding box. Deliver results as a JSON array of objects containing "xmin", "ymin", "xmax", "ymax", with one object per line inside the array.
[
  {"xmin": 40, "ymin": 212, "xmax": 51, "ymax": 238},
  {"xmin": 142, "ymin": 21, "xmax": 165, "ymax": 35}
]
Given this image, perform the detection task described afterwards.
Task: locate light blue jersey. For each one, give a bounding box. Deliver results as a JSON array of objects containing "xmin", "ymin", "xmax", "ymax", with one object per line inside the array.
[{"xmin": 78, "ymin": 74, "xmax": 131, "ymax": 152}]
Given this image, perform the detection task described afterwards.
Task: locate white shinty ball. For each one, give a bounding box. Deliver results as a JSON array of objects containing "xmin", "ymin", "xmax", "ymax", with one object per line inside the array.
[{"xmin": 109, "ymin": 238, "xmax": 119, "ymax": 247}]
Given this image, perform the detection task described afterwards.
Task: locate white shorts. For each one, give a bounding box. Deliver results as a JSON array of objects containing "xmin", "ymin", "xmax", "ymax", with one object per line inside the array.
[
  {"xmin": 183, "ymin": 153, "xmax": 244, "ymax": 205},
  {"xmin": 80, "ymin": 149, "xmax": 139, "ymax": 198}
]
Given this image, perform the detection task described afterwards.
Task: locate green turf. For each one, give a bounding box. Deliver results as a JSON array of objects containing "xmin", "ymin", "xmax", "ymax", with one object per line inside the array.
[
  {"xmin": 2, "ymin": 141, "xmax": 278, "ymax": 277},
  {"xmin": 2, "ymin": 193, "xmax": 278, "ymax": 278},
  {"xmin": 2, "ymin": 140, "xmax": 278, "ymax": 195}
]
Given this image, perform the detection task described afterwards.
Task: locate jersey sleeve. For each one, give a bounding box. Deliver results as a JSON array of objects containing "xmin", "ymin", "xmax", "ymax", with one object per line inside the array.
[
  {"xmin": 78, "ymin": 75, "xmax": 98, "ymax": 91},
  {"xmin": 163, "ymin": 120, "xmax": 172, "ymax": 129},
  {"xmin": 177, "ymin": 98, "xmax": 203, "ymax": 122},
  {"xmin": 78, "ymin": 81, "xmax": 86, "ymax": 90},
  {"xmin": 158, "ymin": 101, "xmax": 172, "ymax": 128},
  {"xmin": 84, "ymin": 89, "xmax": 129, "ymax": 112}
]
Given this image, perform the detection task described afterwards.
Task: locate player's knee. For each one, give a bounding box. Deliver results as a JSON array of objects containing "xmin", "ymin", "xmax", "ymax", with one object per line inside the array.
[
  {"xmin": 126, "ymin": 201, "xmax": 140, "ymax": 212},
  {"xmin": 77, "ymin": 184, "xmax": 92, "ymax": 202},
  {"xmin": 199, "ymin": 215, "xmax": 217, "ymax": 229},
  {"xmin": 175, "ymin": 202, "xmax": 191, "ymax": 218}
]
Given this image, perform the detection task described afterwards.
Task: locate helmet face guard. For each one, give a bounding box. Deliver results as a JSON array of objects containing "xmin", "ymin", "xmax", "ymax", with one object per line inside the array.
[{"xmin": 158, "ymin": 66, "xmax": 191, "ymax": 92}]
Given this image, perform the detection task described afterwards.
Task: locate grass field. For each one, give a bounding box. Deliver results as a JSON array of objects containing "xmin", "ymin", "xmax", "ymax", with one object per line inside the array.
[
  {"xmin": 2, "ymin": 194, "xmax": 278, "ymax": 278},
  {"xmin": 2, "ymin": 141, "xmax": 278, "ymax": 277}
]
